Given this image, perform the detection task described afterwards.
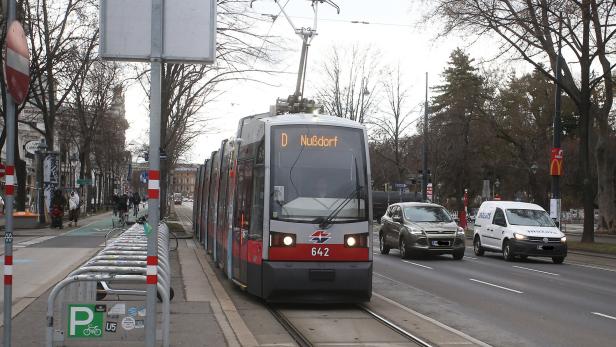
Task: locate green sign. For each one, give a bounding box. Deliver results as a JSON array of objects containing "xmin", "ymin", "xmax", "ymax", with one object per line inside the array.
[
  {"xmin": 77, "ymin": 178, "xmax": 93, "ymax": 185},
  {"xmin": 67, "ymin": 304, "xmax": 104, "ymax": 338}
]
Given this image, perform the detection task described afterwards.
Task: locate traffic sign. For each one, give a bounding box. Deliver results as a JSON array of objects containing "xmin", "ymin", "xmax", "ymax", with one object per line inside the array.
[
  {"xmin": 4, "ymin": 20, "xmax": 30, "ymax": 104},
  {"xmin": 67, "ymin": 304, "xmax": 104, "ymax": 338},
  {"xmin": 140, "ymin": 172, "xmax": 148, "ymax": 184},
  {"xmin": 77, "ymin": 178, "xmax": 93, "ymax": 185},
  {"xmin": 426, "ymin": 183, "xmax": 433, "ymax": 201}
]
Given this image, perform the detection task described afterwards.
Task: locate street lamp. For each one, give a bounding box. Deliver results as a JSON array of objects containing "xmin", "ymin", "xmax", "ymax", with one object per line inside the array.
[
  {"xmin": 69, "ymin": 154, "xmax": 79, "ymax": 189},
  {"xmin": 359, "ymin": 77, "xmax": 370, "ymax": 123},
  {"xmin": 35, "ymin": 139, "xmax": 48, "ymax": 224}
]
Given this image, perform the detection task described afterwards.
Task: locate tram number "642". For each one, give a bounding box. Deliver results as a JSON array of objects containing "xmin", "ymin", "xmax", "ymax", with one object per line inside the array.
[{"xmin": 311, "ymin": 247, "xmax": 330, "ymax": 257}]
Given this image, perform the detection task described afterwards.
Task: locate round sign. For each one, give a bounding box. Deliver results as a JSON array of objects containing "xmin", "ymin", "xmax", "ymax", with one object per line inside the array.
[
  {"xmin": 24, "ymin": 140, "xmax": 40, "ymax": 155},
  {"xmin": 121, "ymin": 316, "xmax": 135, "ymax": 331},
  {"xmin": 4, "ymin": 20, "xmax": 30, "ymax": 104}
]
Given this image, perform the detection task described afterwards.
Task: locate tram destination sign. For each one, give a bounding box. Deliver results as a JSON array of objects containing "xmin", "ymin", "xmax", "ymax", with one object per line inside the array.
[{"xmin": 276, "ymin": 125, "xmax": 363, "ymax": 150}]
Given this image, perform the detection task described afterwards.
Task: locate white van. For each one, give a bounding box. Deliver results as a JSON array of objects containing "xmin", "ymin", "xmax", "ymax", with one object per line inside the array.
[{"xmin": 473, "ymin": 201, "xmax": 567, "ymax": 263}]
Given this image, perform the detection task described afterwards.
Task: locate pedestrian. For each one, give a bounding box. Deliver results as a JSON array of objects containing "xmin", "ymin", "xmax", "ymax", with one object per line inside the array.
[
  {"xmin": 131, "ymin": 191, "xmax": 141, "ymax": 217},
  {"xmin": 68, "ymin": 191, "xmax": 80, "ymax": 227},
  {"xmin": 50, "ymin": 189, "xmax": 66, "ymax": 229},
  {"xmin": 112, "ymin": 194, "xmax": 119, "ymax": 216}
]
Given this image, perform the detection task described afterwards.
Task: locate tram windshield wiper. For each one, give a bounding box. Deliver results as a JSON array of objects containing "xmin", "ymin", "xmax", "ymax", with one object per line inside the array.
[{"xmin": 315, "ymin": 185, "xmax": 363, "ymax": 229}]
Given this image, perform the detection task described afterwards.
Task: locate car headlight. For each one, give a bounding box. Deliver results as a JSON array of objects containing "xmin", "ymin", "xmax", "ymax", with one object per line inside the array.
[
  {"xmin": 560, "ymin": 236, "xmax": 567, "ymax": 243},
  {"xmin": 456, "ymin": 227, "xmax": 465, "ymax": 236},
  {"xmin": 514, "ymin": 233, "xmax": 528, "ymax": 241},
  {"xmin": 409, "ymin": 228, "xmax": 423, "ymax": 235}
]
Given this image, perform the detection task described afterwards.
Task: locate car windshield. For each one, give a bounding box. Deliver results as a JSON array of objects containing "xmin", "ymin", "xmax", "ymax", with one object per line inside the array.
[
  {"xmin": 403, "ymin": 206, "xmax": 453, "ymax": 223},
  {"xmin": 270, "ymin": 124, "xmax": 368, "ymax": 223},
  {"xmin": 505, "ymin": 209, "xmax": 555, "ymax": 227}
]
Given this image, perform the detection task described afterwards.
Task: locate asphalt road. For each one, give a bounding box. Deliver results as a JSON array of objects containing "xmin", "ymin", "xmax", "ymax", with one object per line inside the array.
[
  {"xmin": 372, "ymin": 231, "xmax": 616, "ymax": 347},
  {"xmin": 178, "ymin": 202, "xmax": 615, "ymax": 346}
]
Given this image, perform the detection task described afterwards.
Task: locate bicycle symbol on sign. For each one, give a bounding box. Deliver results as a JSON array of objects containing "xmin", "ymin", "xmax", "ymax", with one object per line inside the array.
[{"xmin": 83, "ymin": 324, "xmax": 102, "ymax": 337}]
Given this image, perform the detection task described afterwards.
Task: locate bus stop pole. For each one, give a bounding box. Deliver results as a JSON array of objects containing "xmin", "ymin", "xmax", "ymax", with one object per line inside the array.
[
  {"xmin": 146, "ymin": 0, "xmax": 163, "ymax": 345},
  {"xmin": 3, "ymin": 1, "xmax": 17, "ymax": 345}
]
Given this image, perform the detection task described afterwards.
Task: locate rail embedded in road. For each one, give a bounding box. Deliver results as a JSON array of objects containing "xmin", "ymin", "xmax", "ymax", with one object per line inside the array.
[{"xmin": 267, "ymin": 304, "xmax": 426, "ymax": 347}]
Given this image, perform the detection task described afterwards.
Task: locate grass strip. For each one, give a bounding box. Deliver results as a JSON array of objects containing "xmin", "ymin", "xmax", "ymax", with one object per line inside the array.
[{"xmin": 567, "ymin": 241, "xmax": 616, "ymax": 256}]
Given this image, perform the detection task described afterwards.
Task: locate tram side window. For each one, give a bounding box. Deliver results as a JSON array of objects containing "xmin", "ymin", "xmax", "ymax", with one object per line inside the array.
[
  {"xmin": 250, "ymin": 142, "xmax": 265, "ymax": 238},
  {"xmin": 236, "ymin": 160, "xmax": 253, "ymax": 231}
]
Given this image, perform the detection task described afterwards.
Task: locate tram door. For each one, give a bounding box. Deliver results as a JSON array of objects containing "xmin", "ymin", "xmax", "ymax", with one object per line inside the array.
[{"xmin": 233, "ymin": 160, "xmax": 253, "ymax": 284}]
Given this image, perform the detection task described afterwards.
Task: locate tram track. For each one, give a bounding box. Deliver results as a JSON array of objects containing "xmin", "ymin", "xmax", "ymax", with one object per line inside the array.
[
  {"xmin": 359, "ymin": 304, "xmax": 433, "ymax": 347},
  {"xmin": 266, "ymin": 303, "xmax": 431, "ymax": 347}
]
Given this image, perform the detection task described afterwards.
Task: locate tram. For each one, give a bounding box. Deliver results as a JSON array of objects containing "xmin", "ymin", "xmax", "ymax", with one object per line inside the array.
[{"xmin": 194, "ymin": 111, "xmax": 373, "ymax": 302}]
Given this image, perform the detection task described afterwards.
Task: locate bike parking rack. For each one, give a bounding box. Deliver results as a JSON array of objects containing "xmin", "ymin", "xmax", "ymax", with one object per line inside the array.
[{"xmin": 45, "ymin": 222, "xmax": 173, "ymax": 347}]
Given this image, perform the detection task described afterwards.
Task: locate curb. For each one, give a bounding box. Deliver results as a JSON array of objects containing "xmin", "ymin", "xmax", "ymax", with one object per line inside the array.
[{"xmin": 568, "ymin": 250, "xmax": 616, "ymax": 260}]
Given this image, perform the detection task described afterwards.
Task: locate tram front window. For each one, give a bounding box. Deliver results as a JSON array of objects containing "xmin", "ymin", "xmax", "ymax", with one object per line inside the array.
[{"xmin": 271, "ymin": 125, "xmax": 368, "ymax": 223}]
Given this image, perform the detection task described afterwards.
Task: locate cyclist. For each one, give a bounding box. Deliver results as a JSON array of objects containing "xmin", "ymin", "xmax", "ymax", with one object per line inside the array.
[
  {"xmin": 116, "ymin": 193, "xmax": 129, "ymax": 225},
  {"xmin": 131, "ymin": 191, "xmax": 141, "ymax": 217}
]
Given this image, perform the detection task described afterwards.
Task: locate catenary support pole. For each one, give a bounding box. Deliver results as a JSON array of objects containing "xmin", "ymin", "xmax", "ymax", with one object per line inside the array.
[
  {"xmin": 3, "ymin": 1, "xmax": 16, "ymax": 345},
  {"xmin": 146, "ymin": 0, "xmax": 163, "ymax": 345},
  {"xmin": 551, "ymin": 16, "xmax": 563, "ymax": 227},
  {"xmin": 422, "ymin": 72, "xmax": 428, "ymax": 201}
]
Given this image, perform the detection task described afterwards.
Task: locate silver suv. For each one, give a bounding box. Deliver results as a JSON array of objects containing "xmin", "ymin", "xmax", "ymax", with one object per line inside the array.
[{"xmin": 379, "ymin": 202, "xmax": 466, "ymax": 260}]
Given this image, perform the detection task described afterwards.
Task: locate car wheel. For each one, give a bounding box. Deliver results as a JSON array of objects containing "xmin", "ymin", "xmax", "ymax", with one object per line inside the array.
[
  {"xmin": 399, "ymin": 238, "xmax": 409, "ymax": 259},
  {"xmin": 473, "ymin": 236, "xmax": 484, "ymax": 256},
  {"xmin": 452, "ymin": 250, "xmax": 464, "ymax": 260},
  {"xmin": 503, "ymin": 240, "xmax": 515, "ymax": 262},
  {"xmin": 379, "ymin": 234, "xmax": 390, "ymax": 255},
  {"xmin": 552, "ymin": 256, "xmax": 565, "ymax": 264}
]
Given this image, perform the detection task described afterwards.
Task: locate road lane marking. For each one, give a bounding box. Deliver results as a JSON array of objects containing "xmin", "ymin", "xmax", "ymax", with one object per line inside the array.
[
  {"xmin": 570, "ymin": 263, "xmax": 616, "ymax": 273},
  {"xmin": 513, "ymin": 266, "xmax": 560, "ymax": 276},
  {"xmin": 469, "ymin": 278, "xmax": 523, "ymax": 294},
  {"xmin": 402, "ymin": 260, "xmax": 433, "ymax": 269},
  {"xmin": 466, "ymin": 256, "xmax": 478, "ymax": 260},
  {"xmin": 592, "ymin": 312, "xmax": 616, "ymax": 321}
]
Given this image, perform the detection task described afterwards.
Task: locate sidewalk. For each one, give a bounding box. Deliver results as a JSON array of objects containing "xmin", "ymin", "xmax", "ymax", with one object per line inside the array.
[
  {"xmin": 0, "ymin": 209, "xmax": 113, "ymax": 235},
  {"xmin": 0, "ymin": 218, "xmax": 258, "ymax": 346}
]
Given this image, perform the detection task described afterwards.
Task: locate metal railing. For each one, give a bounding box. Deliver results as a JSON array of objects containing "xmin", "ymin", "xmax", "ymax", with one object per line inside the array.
[{"xmin": 45, "ymin": 221, "xmax": 173, "ymax": 346}]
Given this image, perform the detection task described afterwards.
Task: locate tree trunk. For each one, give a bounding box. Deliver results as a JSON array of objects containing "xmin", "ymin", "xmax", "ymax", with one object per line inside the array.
[
  {"xmin": 580, "ymin": 2, "xmax": 595, "ymax": 243},
  {"xmin": 14, "ymin": 126, "xmax": 26, "ymax": 211},
  {"xmin": 596, "ymin": 121, "xmax": 616, "ymax": 234}
]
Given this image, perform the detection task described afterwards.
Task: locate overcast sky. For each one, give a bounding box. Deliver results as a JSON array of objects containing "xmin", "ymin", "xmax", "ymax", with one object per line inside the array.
[{"xmin": 124, "ymin": 0, "xmax": 502, "ymax": 164}]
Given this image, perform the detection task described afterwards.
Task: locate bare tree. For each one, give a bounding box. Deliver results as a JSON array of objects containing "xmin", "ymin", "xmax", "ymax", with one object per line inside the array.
[
  {"xmin": 370, "ymin": 66, "xmax": 418, "ymax": 181},
  {"xmin": 315, "ymin": 45, "xmax": 382, "ymax": 123},
  {"xmin": 135, "ymin": 0, "xmax": 280, "ymax": 216},
  {"xmin": 21, "ymin": 0, "xmax": 98, "ymax": 150},
  {"xmin": 62, "ymin": 53, "xmax": 124, "ymax": 211},
  {"xmin": 427, "ymin": 0, "xmax": 616, "ymax": 240}
]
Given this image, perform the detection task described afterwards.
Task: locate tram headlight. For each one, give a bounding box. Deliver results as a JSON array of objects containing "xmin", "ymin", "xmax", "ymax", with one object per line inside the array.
[
  {"xmin": 270, "ymin": 232, "xmax": 296, "ymax": 247},
  {"xmin": 344, "ymin": 233, "xmax": 368, "ymax": 248}
]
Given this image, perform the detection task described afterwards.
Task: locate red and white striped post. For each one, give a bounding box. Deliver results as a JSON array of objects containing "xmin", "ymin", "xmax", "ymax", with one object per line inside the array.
[
  {"xmin": 3, "ymin": 2, "xmax": 30, "ymax": 343},
  {"xmin": 146, "ymin": 0, "xmax": 162, "ymax": 339}
]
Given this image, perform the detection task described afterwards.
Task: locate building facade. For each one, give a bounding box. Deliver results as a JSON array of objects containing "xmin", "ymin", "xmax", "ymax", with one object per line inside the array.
[{"xmin": 171, "ymin": 164, "xmax": 198, "ymax": 198}]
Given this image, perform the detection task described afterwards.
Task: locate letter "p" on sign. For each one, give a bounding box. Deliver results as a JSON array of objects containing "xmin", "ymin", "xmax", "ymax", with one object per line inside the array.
[{"xmin": 68, "ymin": 304, "xmax": 103, "ymax": 338}]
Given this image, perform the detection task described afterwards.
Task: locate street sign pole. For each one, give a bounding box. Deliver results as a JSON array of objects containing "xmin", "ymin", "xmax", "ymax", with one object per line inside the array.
[
  {"xmin": 146, "ymin": 0, "xmax": 163, "ymax": 345},
  {"xmin": 3, "ymin": 1, "xmax": 16, "ymax": 344},
  {"xmin": 422, "ymin": 72, "xmax": 428, "ymax": 202}
]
